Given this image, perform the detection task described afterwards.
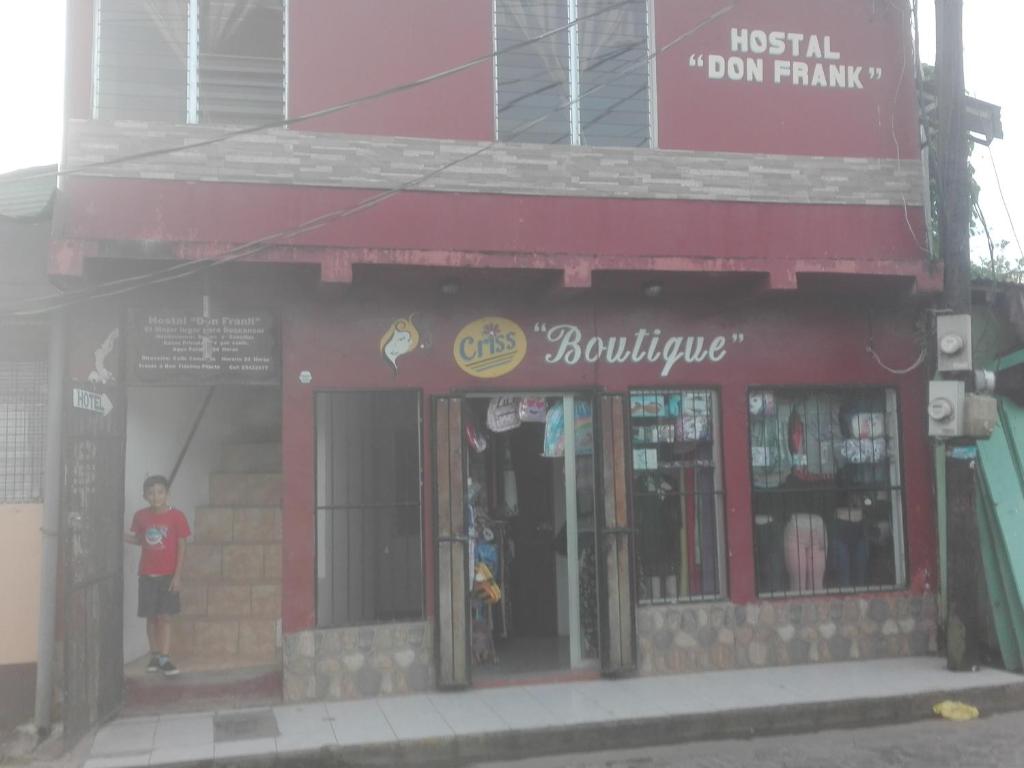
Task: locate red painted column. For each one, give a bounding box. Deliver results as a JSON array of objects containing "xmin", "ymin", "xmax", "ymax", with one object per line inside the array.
[
  {"xmin": 281, "ymin": 317, "xmax": 316, "ymax": 633},
  {"xmin": 898, "ymin": 376, "xmax": 938, "ymax": 594},
  {"xmin": 720, "ymin": 380, "xmax": 756, "ymax": 603}
]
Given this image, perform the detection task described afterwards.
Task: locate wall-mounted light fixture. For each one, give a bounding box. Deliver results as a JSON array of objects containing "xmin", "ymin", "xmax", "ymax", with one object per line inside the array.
[{"xmin": 642, "ymin": 281, "xmax": 663, "ymax": 298}]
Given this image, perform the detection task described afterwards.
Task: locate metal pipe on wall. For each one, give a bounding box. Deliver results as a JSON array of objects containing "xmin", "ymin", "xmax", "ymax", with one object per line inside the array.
[{"xmin": 34, "ymin": 311, "xmax": 66, "ymax": 734}]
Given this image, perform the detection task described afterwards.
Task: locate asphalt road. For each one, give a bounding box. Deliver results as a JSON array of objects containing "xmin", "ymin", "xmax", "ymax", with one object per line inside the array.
[{"xmin": 470, "ymin": 711, "xmax": 1024, "ymax": 768}]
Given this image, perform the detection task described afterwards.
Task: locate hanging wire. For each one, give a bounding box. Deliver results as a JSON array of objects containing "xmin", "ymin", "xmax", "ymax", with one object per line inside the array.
[{"xmin": 1, "ymin": 1, "xmax": 738, "ymax": 320}]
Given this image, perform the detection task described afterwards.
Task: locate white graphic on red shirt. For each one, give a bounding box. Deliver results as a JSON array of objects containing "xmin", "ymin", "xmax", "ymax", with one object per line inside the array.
[{"xmin": 144, "ymin": 526, "xmax": 169, "ymax": 549}]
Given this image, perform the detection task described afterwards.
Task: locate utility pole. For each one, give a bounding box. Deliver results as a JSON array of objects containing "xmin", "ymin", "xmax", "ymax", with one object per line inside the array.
[
  {"xmin": 935, "ymin": 0, "xmax": 980, "ymax": 671},
  {"xmin": 937, "ymin": 0, "xmax": 970, "ymax": 315}
]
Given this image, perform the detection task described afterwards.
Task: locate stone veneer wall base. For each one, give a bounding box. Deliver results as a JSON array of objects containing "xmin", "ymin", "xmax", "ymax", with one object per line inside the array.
[
  {"xmin": 283, "ymin": 596, "xmax": 935, "ymax": 701},
  {"xmin": 637, "ymin": 594, "xmax": 937, "ymax": 675},
  {"xmin": 283, "ymin": 621, "xmax": 433, "ymax": 702}
]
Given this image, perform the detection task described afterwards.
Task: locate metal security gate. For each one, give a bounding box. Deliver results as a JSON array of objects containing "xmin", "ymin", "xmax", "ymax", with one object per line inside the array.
[
  {"xmin": 62, "ymin": 378, "xmax": 126, "ymax": 743},
  {"xmin": 433, "ymin": 397, "xmax": 470, "ymax": 688},
  {"xmin": 597, "ymin": 394, "xmax": 637, "ymax": 674}
]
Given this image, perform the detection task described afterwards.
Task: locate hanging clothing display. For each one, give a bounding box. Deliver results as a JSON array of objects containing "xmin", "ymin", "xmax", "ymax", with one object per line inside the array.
[
  {"xmin": 829, "ymin": 516, "xmax": 869, "ymax": 588},
  {"xmin": 783, "ymin": 513, "xmax": 827, "ymax": 592},
  {"xmin": 542, "ymin": 399, "xmax": 594, "ymax": 457},
  {"xmin": 487, "ymin": 396, "xmax": 522, "ymax": 432},
  {"xmin": 788, "ymin": 392, "xmax": 842, "ymax": 482},
  {"xmin": 517, "ymin": 397, "xmax": 547, "ymax": 423},
  {"xmin": 749, "ymin": 394, "xmax": 793, "ymax": 489},
  {"xmin": 840, "ymin": 438, "xmax": 888, "ymax": 463},
  {"xmin": 501, "ymin": 442, "xmax": 519, "ymax": 517}
]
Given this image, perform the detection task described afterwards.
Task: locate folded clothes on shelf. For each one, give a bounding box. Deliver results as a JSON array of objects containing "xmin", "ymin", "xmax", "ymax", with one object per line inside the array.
[
  {"xmin": 630, "ymin": 391, "xmax": 666, "ymax": 417},
  {"xmin": 676, "ymin": 414, "xmax": 710, "ymax": 442}
]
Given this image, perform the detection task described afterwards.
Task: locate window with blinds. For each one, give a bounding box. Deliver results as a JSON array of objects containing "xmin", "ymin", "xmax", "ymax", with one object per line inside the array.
[
  {"xmin": 198, "ymin": 0, "xmax": 286, "ymax": 123},
  {"xmin": 94, "ymin": 0, "xmax": 286, "ymax": 125},
  {"xmin": 94, "ymin": 0, "xmax": 189, "ymax": 123},
  {"xmin": 494, "ymin": 0, "xmax": 652, "ymax": 147}
]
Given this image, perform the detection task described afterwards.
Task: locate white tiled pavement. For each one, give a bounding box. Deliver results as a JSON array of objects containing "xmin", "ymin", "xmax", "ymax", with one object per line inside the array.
[{"xmin": 82, "ymin": 657, "xmax": 1021, "ymax": 768}]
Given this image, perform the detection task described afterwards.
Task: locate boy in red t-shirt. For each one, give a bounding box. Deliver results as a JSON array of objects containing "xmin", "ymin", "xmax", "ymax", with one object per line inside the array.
[{"xmin": 125, "ymin": 475, "xmax": 191, "ymax": 677}]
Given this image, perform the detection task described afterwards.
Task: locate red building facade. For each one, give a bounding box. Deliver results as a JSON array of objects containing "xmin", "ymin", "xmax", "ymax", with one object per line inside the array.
[{"xmin": 55, "ymin": 0, "xmax": 939, "ymax": 704}]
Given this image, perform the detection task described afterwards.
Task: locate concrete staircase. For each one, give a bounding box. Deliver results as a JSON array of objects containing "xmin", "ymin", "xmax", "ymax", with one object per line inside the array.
[{"xmin": 174, "ymin": 442, "xmax": 282, "ymax": 668}]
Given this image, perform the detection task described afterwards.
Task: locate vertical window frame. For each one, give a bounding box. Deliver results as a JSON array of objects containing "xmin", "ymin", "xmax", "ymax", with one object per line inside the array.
[
  {"xmin": 187, "ymin": 0, "xmax": 199, "ymax": 123},
  {"xmin": 645, "ymin": 0, "xmax": 658, "ymax": 148},
  {"xmin": 567, "ymin": 0, "xmax": 582, "ymax": 145}
]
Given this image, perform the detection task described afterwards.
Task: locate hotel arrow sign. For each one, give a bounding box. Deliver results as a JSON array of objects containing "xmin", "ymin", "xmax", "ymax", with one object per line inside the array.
[{"xmin": 72, "ymin": 388, "xmax": 114, "ymax": 416}]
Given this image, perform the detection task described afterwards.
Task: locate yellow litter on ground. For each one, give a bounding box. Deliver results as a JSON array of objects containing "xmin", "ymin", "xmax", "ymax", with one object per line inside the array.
[{"xmin": 933, "ymin": 700, "xmax": 980, "ymax": 721}]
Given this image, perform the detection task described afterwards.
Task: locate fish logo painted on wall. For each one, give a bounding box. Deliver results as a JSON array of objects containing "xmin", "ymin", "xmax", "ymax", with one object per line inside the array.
[
  {"xmin": 454, "ymin": 317, "xmax": 527, "ymax": 379},
  {"xmin": 380, "ymin": 315, "xmax": 422, "ymax": 375}
]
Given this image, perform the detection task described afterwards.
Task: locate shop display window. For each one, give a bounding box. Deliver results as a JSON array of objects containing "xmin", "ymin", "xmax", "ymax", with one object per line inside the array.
[
  {"xmin": 314, "ymin": 391, "xmax": 423, "ymax": 627},
  {"xmin": 629, "ymin": 389, "xmax": 726, "ymax": 603},
  {"xmin": 748, "ymin": 387, "xmax": 906, "ymax": 597}
]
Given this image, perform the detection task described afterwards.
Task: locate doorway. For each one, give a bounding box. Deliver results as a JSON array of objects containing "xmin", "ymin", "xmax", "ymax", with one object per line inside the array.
[
  {"xmin": 460, "ymin": 393, "xmax": 599, "ymax": 682},
  {"xmin": 121, "ymin": 384, "xmax": 282, "ymax": 712}
]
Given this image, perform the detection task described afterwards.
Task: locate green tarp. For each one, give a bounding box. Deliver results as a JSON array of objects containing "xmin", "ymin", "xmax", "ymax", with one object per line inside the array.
[{"xmin": 975, "ymin": 351, "xmax": 1024, "ymax": 672}]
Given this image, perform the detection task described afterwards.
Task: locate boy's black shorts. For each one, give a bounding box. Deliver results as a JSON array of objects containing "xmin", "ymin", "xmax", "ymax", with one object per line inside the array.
[{"xmin": 138, "ymin": 575, "xmax": 181, "ymax": 618}]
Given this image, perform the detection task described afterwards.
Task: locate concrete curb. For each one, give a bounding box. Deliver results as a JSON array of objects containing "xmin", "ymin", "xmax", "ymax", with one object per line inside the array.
[{"xmin": 179, "ymin": 680, "xmax": 1024, "ymax": 768}]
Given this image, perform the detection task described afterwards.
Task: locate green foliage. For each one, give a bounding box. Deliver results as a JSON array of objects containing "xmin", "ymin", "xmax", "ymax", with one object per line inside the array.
[{"xmin": 971, "ymin": 232, "xmax": 1021, "ymax": 283}]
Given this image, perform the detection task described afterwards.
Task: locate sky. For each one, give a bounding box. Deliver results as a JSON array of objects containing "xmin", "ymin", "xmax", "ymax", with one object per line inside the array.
[{"xmin": 0, "ymin": 1, "xmax": 1019, "ymax": 267}]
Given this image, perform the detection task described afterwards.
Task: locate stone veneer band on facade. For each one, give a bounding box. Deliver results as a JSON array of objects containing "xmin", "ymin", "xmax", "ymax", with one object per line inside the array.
[
  {"xmin": 282, "ymin": 595, "xmax": 936, "ymax": 702},
  {"xmin": 66, "ymin": 120, "xmax": 923, "ymax": 207}
]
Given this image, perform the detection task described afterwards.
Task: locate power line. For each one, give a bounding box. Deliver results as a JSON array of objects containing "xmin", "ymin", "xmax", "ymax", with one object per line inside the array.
[
  {"xmin": 0, "ymin": 1, "xmax": 651, "ymax": 314},
  {"xmin": 2, "ymin": 0, "xmax": 641, "ymax": 187},
  {"xmin": 987, "ymin": 147, "xmax": 1024, "ymax": 260},
  {"xmin": 6, "ymin": 3, "xmax": 737, "ymax": 318},
  {"xmin": 4, "ymin": 49, "xmax": 654, "ymax": 314},
  {"xmin": 1, "ymin": 2, "xmax": 738, "ymax": 319}
]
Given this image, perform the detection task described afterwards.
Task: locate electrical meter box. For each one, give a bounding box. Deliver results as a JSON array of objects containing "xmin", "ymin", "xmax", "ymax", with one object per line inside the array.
[
  {"xmin": 936, "ymin": 314, "xmax": 972, "ymax": 373},
  {"xmin": 928, "ymin": 380, "xmax": 965, "ymax": 438}
]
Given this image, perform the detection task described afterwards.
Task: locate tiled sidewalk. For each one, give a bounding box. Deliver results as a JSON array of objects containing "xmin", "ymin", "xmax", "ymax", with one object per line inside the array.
[{"xmin": 82, "ymin": 657, "xmax": 1023, "ymax": 768}]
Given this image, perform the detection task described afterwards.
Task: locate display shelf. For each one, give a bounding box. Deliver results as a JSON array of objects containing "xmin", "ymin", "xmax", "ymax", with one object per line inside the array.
[
  {"xmin": 632, "ymin": 461, "xmax": 715, "ymax": 471},
  {"xmin": 631, "ymin": 440, "xmax": 711, "ymax": 447}
]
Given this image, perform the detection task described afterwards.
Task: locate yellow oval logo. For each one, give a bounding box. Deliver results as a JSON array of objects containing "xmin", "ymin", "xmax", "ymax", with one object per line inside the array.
[{"xmin": 453, "ymin": 317, "xmax": 527, "ymax": 379}]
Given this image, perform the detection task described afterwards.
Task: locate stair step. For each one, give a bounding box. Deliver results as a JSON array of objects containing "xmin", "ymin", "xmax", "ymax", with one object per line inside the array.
[
  {"xmin": 210, "ymin": 472, "xmax": 281, "ymax": 506},
  {"xmin": 123, "ymin": 660, "xmax": 281, "ymax": 716},
  {"xmin": 182, "ymin": 542, "xmax": 281, "ymax": 585},
  {"xmin": 220, "ymin": 442, "xmax": 282, "ymax": 473},
  {"xmin": 172, "ymin": 616, "xmax": 280, "ymax": 663}
]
